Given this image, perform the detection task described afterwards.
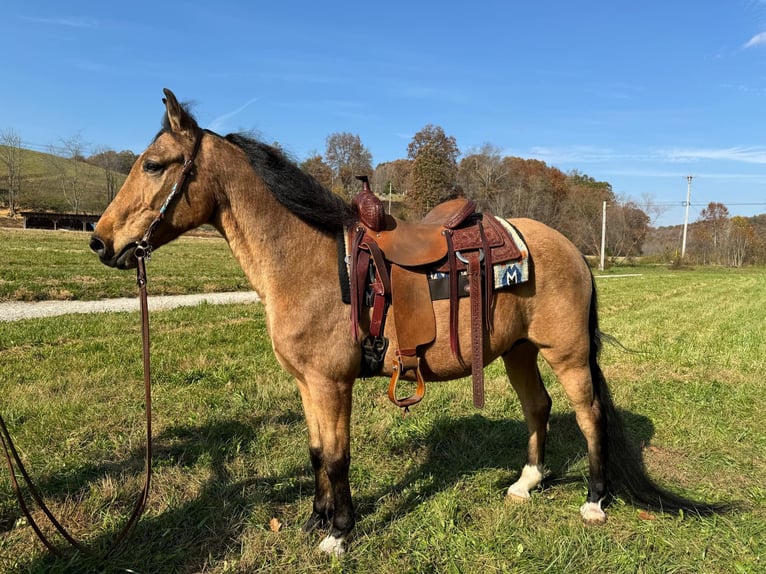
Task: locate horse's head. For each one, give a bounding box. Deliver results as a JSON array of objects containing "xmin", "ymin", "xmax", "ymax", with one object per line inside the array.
[{"xmin": 90, "ymin": 89, "xmax": 215, "ymax": 268}]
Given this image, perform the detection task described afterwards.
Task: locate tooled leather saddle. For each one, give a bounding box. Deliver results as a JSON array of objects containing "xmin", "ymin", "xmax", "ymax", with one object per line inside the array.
[{"xmin": 349, "ymin": 177, "xmax": 522, "ymax": 410}]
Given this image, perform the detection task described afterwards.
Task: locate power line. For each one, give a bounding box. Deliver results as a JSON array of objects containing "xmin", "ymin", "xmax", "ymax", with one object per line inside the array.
[
  {"xmin": 651, "ymin": 201, "xmax": 766, "ymax": 207},
  {"xmin": 16, "ymin": 140, "xmax": 110, "ymax": 157}
]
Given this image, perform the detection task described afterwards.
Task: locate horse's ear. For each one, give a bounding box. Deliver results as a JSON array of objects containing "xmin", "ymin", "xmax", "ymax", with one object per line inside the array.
[{"xmin": 162, "ymin": 88, "xmax": 197, "ymax": 134}]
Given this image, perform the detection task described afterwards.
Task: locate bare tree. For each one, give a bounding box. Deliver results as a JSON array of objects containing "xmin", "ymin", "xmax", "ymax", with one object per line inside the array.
[
  {"xmin": 639, "ymin": 193, "xmax": 669, "ymax": 227},
  {"xmin": 43, "ymin": 146, "xmax": 69, "ymax": 211},
  {"xmin": 55, "ymin": 132, "xmax": 90, "ymax": 213},
  {"xmin": 325, "ymin": 133, "xmax": 373, "ymax": 199},
  {"xmin": 562, "ymin": 171, "xmax": 614, "ymax": 255},
  {"xmin": 0, "ymin": 129, "xmax": 24, "ymax": 216},
  {"xmin": 88, "ymin": 145, "xmax": 120, "ymax": 205},
  {"xmin": 607, "ymin": 196, "xmax": 650, "ymax": 259},
  {"xmin": 458, "ymin": 143, "xmax": 506, "ymax": 204},
  {"xmin": 373, "ymin": 159, "xmax": 412, "ymax": 196},
  {"xmin": 697, "ymin": 202, "xmax": 730, "ymax": 264},
  {"xmin": 725, "ymin": 216, "xmax": 757, "ymax": 267}
]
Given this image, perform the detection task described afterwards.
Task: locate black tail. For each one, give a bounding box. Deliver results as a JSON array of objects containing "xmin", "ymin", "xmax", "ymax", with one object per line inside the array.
[{"xmin": 587, "ymin": 276, "xmax": 728, "ymax": 516}]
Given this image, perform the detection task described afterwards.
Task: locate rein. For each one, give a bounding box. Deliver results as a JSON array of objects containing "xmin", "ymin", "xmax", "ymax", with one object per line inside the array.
[
  {"xmin": 0, "ymin": 130, "xmax": 202, "ymax": 562},
  {"xmin": 0, "ymin": 260, "xmax": 153, "ymax": 561}
]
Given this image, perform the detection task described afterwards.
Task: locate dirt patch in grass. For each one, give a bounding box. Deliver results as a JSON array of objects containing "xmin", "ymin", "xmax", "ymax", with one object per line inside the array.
[{"xmin": 11, "ymin": 287, "xmax": 38, "ymax": 301}]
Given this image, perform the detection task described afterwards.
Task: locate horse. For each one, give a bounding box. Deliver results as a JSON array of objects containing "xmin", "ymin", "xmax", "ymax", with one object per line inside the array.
[{"xmin": 90, "ymin": 89, "xmax": 723, "ymax": 556}]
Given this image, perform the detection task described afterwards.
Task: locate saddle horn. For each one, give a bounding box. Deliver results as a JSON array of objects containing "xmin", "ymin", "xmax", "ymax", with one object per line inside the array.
[{"xmin": 352, "ymin": 175, "xmax": 386, "ymax": 231}]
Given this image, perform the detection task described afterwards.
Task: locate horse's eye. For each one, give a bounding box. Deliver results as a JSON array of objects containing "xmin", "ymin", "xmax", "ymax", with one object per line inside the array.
[{"xmin": 143, "ymin": 160, "xmax": 164, "ymax": 174}]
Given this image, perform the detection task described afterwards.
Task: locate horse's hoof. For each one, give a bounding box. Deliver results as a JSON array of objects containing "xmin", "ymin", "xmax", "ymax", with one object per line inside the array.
[
  {"xmin": 580, "ymin": 501, "xmax": 607, "ymax": 525},
  {"xmin": 318, "ymin": 534, "xmax": 346, "ymax": 556},
  {"xmin": 505, "ymin": 486, "xmax": 531, "ymax": 503},
  {"xmin": 505, "ymin": 464, "xmax": 544, "ymax": 504}
]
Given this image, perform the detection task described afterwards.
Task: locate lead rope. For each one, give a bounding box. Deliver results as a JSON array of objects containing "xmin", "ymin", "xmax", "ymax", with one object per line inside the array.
[
  {"xmin": 0, "ymin": 129, "xmax": 201, "ymax": 564},
  {"xmin": 0, "ymin": 255, "xmax": 153, "ymax": 564}
]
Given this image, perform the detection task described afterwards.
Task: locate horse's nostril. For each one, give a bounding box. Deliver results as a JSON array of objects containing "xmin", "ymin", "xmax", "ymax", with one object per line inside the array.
[{"xmin": 89, "ymin": 235, "xmax": 105, "ymax": 255}]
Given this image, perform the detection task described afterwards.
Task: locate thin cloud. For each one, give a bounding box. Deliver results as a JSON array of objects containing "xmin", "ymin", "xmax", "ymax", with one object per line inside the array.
[
  {"xmin": 722, "ymin": 83, "xmax": 766, "ymax": 94},
  {"xmin": 208, "ymin": 97, "xmax": 259, "ymax": 132},
  {"xmin": 23, "ymin": 16, "xmax": 100, "ymax": 28},
  {"xmin": 662, "ymin": 146, "xmax": 766, "ymax": 164},
  {"xmin": 525, "ymin": 145, "xmax": 633, "ymax": 164},
  {"xmin": 521, "ymin": 144, "xmax": 766, "ymax": 166},
  {"xmin": 744, "ymin": 31, "xmax": 766, "ymax": 48},
  {"xmin": 392, "ymin": 82, "xmax": 467, "ymax": 105},
  {"xmin": 67, "ymin": 59, "xmax": 112, "ymax": 72}
]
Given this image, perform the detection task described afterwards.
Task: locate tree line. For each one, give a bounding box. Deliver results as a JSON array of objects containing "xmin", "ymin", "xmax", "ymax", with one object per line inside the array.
[
  {"xmin": 299, "ymin": 126, "xmax": 766, "ymax": 265},
  {"xmin": 3, "ymin": 124, "xmax": 764, "ymax": 265},
  {"xmin": 301, "ymin": 125, "xmax": 653, "ymax": 258},
  {"xmin": 686, "ymin": 203, "xmax": 764, "ymax": 266}
]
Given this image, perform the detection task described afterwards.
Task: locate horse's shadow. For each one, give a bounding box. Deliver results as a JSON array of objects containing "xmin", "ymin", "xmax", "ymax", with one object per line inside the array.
[
  {"xmin": 353, "ymin": 409, "xmax": 655, "ymax": 527},
  {"xmin": 10, "ymin": 408, "xmax": 655, "ymax": 573},
  {"xmin": 5, "ymin": 413, "xmax": 310, "ymax": 574}
]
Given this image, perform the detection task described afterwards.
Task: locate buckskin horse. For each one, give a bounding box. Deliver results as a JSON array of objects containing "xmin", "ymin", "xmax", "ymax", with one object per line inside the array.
[{"xmin": 89, "ymin": 89, "xmax": 722, "ymax": 555}]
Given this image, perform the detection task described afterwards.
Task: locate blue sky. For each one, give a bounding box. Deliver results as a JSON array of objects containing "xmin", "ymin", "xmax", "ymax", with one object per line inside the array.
[{"xmin": 2, "ymin": 0, "xmax": 766, "ymax": 226}]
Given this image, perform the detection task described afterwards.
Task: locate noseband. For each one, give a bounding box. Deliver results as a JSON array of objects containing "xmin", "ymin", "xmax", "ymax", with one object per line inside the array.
[{"xmin": 0, "ymin": 131, "xmax": 204, "ymax": 562}]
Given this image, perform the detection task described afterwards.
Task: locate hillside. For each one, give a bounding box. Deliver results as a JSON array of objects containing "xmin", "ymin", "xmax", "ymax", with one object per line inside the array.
[{"xmin": 0, "ymin": 145, "xmax": 128, "ymax": 215}]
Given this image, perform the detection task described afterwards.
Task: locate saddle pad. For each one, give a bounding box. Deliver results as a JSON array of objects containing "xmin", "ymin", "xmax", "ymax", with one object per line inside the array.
[
  {"xmin": 341, "ymin": 217, "xmax": 530, "ymax": 304},
  {"xmin": 493, "ymin": 218, "xmax": 529, "ymax": 287},
  {"xmin": 428, "ymin": 218, "xmax": 529, "ymax": 294}
]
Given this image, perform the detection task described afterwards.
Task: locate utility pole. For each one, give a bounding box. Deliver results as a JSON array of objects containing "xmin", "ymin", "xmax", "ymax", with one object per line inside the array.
[
  {"xmin": 681, "ymin": 175, "xmax": 693, "ymax": 259},
  {"xmin": 599, "ymin": 201, "xmax": 606, "ymax": 271}
]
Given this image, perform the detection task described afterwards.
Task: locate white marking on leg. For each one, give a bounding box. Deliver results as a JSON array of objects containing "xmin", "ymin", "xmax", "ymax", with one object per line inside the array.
[
  {"xmin": 580, "ymin": 500, "xmax": 607, "ymax": 524},
  {"xmin": 318, "ymin": 534, "xmax": 346, "ymax": 556},
  {"xmin": 506, "ymin": 464, "xmax": 544, "ymax": 502}
]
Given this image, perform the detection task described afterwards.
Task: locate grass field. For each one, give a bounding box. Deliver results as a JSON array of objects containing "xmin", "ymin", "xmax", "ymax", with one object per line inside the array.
[
  {"xmin": 0, "ymin": 228, "xmax": 250, "ymax": 301},
  {"xmin": 0, "ymin": 230, "xmax": 764, "ymax": 573}
]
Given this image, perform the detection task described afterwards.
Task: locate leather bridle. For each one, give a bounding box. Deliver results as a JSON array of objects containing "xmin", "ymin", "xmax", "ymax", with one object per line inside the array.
[
  {"xmin": 135, "ymin": 130, "xmax": 203, "ymax": 261},
  {"xmin": 0, "ymin": 130, "xmax": 203, "ymax": 562}
]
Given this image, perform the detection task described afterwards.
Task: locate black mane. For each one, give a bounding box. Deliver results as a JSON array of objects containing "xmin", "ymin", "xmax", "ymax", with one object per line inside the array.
[
  {"xmin": 154, "ymin": 101, "xmax": 354, "ymax": 233},
  {"xmin": 225, "ymin": 133, "xmax": 355, "ymax": 233}
]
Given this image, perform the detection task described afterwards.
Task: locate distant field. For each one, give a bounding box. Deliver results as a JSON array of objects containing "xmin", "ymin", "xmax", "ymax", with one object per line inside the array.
[
  {"xmin": 0, "ymin": 232, "xmax": 764, "ymax": 573},
  {"xmin": 0, "ymin": 228, "xmax": 250, "ymax": 301}
]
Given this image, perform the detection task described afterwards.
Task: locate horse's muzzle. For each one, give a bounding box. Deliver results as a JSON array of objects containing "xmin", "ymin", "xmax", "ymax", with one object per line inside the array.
[{"xmin": 89, "ymin": 235, "xmax": 138, "ymax": 269}]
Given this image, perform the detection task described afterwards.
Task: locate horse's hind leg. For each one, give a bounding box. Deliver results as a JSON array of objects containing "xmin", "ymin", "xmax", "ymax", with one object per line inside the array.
[
  {"xmin": 503, "ymin": 341, "xmax": 551, "ymax": 501},
  {"xmin": 538, "ymin": 345, "xmax": 607, "ymax": 524}
]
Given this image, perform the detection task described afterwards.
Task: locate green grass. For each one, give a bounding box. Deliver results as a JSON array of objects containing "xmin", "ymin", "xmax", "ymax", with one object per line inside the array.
[
  {"xmin": 0, "ymin": 228, "xmax": 250, "ymax": 301},
  {"xmin": 0, "ymin": 236, "xmax": 764, "ymax": 572}
]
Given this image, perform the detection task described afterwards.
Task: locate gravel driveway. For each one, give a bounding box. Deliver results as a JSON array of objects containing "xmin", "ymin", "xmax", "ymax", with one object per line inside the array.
[{"xmin": 0, "ymin": 292, "xmax": 261, "ymax": 322}]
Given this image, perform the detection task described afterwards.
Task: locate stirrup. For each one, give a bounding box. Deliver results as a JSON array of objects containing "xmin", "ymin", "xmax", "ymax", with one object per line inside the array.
[{"xmin": 387, "ymin": 354, "xmax": 426, "ymax": 411}]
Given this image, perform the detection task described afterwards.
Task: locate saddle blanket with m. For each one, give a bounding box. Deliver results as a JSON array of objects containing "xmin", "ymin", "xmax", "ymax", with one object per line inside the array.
[{"xmin": 426, "ymin": 218, "xmax": 529, "ymax": 296}]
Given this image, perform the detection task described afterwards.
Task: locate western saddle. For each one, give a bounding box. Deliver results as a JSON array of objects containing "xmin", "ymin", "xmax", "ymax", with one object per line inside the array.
[{"xmin": 349, "ymin": 177, "xmax": 522, "ymax": 411}]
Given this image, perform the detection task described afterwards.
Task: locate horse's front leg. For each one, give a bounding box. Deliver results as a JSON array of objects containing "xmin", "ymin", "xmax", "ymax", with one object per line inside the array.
[
  {"xmin": 295, "ymin": 376, "xmax": 355, "ymax": 555},
  {"xmin": 297, "ymin": 380, "xmax": 334, "ymax": 532}
]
